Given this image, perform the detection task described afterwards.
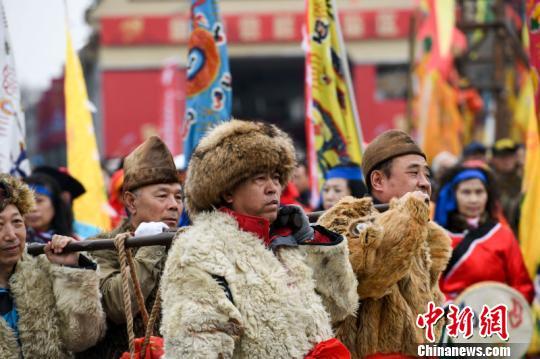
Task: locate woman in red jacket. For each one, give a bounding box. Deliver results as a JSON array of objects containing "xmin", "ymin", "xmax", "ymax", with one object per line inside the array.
[{"xmin": 434, "ymin": 161, "xmax": 534, "ymax": 303}]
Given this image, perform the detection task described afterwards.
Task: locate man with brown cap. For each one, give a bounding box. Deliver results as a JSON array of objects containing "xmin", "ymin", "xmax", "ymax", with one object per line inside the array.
[
  {"xmin": 361, "ymin": 129, "xmax": 431, "ymax": 204},
  {"xmin": 160, "ymin": 119, "xmax": 358, "ymax": 358},
  {"xmin": 78, "ymin": 136, "xmax": 182, "ymax": 359},
  {"xmin": 316, "ymin": 129, "xmax": 452, "ymax": 358}
]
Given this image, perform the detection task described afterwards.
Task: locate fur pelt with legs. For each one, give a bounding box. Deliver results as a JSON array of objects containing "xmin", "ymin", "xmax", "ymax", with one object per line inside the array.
[{"xmin": 317, "ymin": 194, "xmax": 451, "ymax": 358}]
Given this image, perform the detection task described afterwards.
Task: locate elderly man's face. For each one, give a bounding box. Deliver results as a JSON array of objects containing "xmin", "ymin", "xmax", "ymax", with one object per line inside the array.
[
  {"xmin": 371, "ymin": 154, "xmax": 431, "ymax": 203},
  {"xmin": 124, "ymin": 183, "xmax": 183, "ymax": 229},
  {"xmin": 0, "ymin": 204, "xmax": 26, "ymax": 270},
  {"xmin": 225, "ymin": 172, "xmax": 282, "ymax": 223}
]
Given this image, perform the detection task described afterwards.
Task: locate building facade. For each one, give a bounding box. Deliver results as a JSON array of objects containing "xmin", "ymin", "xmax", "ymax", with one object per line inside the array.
[{"xmin": 93, "ymin": 0, "xmax": 414, "ymax": 159}]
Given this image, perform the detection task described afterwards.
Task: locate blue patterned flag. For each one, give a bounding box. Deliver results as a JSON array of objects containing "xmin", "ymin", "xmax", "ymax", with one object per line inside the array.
[{"xmin": 183, "ymin": 0, "xmax": 232, "ymax": 163}]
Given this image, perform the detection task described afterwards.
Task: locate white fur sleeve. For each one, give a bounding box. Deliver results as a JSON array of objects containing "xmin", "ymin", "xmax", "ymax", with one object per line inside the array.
[
  {"xmin": 46, "ymin": 257, "xmax": 106, "ymax": 352},
  {"xmin": 302, "ymin": 238, "xmax": 359, "ymax": 323},
  {"xmin": 161, "ymin": 259, "xmax": 244, "ymax": 358}
]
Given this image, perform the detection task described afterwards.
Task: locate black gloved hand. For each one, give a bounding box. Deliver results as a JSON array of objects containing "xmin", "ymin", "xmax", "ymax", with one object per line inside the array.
[{"xmin": 273, "ymin": 205, "xmax": 314, "ymax": 244}]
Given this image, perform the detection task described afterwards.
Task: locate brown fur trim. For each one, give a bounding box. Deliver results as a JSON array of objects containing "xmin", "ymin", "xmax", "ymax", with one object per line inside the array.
[
  {"xmin": 426, "ymin": 221, "xmax": 452, "ymax": 284},
  {"xmin": 185, "ymin": 119, "xmax": 296, "ymax": 215},
  {"xmin": 0, "ymin": 173, "xmax": 35, "ymax": 216}
]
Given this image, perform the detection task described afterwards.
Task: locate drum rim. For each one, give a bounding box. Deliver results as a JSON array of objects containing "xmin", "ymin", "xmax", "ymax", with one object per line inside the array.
[
  {"xmin": 450, "ymin": 280, "xmax": 533, "ymax": 354},
  {"xmin": 454, "ymin": 281, "xmax": 529, "ymax": 304}
]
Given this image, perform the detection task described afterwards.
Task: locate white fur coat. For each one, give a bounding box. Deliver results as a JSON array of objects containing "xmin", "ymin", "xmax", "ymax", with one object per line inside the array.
[{"xmin": 161, "ymin": 211, "xmax": 358, "ymax": 358}]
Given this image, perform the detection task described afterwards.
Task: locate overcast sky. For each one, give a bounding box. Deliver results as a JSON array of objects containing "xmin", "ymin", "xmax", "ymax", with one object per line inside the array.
[{"xmin": 3, "ymin": 0, "xmax": 94, "ymax": 90}]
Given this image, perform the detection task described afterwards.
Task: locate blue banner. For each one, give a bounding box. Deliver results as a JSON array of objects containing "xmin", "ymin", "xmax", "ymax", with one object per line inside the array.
[{"xmin": 183, "ymin": 0, "xmax": 232, "ymax": 162}]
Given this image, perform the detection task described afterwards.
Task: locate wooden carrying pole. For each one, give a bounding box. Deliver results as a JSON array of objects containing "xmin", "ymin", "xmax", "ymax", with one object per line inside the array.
[{"xmin": 27, "ymin": 204, "xmax": 390, "ymax": 256}]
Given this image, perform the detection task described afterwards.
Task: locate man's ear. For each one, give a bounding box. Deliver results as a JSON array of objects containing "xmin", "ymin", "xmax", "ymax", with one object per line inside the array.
[
  {"xmin": 123, "ymin": 191, "xmax": 137, "ymax": 215},
  {"xmin": 222, "ymin": 191, "xmax": 233, "ymax": 204},
  {"xmin": 370, "ymin": 170, "xmax": 385, "ymax": 192}
]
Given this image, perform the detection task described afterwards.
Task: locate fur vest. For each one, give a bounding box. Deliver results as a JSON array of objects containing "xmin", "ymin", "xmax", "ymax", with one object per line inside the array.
[
  {"xmin": 77, "ymin": 219, "xmax": 166, "ymax": 359},
  {"xmin": 0, "ymin": 252, "xmax": 105, "ymax": 358},
  {"xmin": 161, "ymin": 210, "xmax": 358, "ymax": 358},
  {"xmin": 317, "ymin": 194, "xmax": 452, "ymax": 358}
]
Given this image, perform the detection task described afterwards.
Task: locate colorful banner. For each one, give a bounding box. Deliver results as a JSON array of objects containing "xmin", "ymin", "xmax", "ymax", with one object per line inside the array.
[
  {"xmin": 523, "ymin": 4, "xmax": 540, "ymax": 351},
  {"xmin": 528, "ymin": 0, "xmax": 540, "ymax": 110},
  {"xmin": 519, "ymin": 73, "xmax": 540, "ymax": 354},
  {"xmin": 417, "ymin": 0, "xmax": 464, "ymax": 78},
  {"xmin": 160, "ymin": 60, "xmax": 183, "ymax": 156},
  {"xmin": 434, "ymin": 0, "xmax": 454, "ymax": 60},
  {"xmin": 414, "ymin": 0, "xmax": 465, "ymax": 162},
  {"xmin": 511, "ymin": 70, "xmax": 534, "ymax": 143},
  {"xmin": 183, "ymin": 0, "xmax": 231, "ymax": 162},
  {"xmin": 0, "ymin": 1, "xmax": 30, "ymax": 177},
  {"xmin": 417, "ymin": 71, "xmax": 463, "ymax": 162},
  {"xmin": 65, "ymin": 28, "xmax": 111, "ymax": 231},
  {"xmin": 305, "ymin": 0, "xmax": 364, "ymax": 204}
]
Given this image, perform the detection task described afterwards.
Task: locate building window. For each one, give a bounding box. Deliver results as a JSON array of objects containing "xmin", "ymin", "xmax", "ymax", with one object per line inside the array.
[{"xmin": 375, "ymin": 64, "xmax": 408, "ymax": 101}]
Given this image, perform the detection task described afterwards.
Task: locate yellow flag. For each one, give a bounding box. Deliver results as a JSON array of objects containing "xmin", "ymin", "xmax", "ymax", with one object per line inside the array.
[
  {"xmin": 511, "ymin": 71, "xmax": 533, "ymax": 143},
  {"xmin": 305, "ymin": 0, "xmax": 363, "ymax": 188},
  {"xmin": 418, "ymin": 71, "xmax": 463, "ymax": 163},
  {"xmin": 519, "ymin": 72, "xmax": 540, "ymax": 354},
  {"xmin": 65, "ymin": 30, "xmax": 111, "ymax": 231},
  {"xmin": 434, "ymin": 0, "xmax": 455, "ymax": 59}
]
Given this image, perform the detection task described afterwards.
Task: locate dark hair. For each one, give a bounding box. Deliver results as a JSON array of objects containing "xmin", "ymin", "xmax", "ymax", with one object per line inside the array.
[
  {"xmin": 365, "ymin": 158, "xmax": 393, "ymax": 194},
  {"xmin": 328, "ymin": 161, "xmax": 368, "ymax": 198},
  {"xmin": 436, "ymin": 163, "xmax": 499, "ymax": 231},
  {"xmin": 24, "ymin": 173, "xmax": 74, "ymax": 236}
]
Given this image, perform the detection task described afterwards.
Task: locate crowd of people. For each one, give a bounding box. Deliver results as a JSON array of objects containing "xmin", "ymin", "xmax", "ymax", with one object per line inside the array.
[{"xmin": 0, "ymin": 119, "xmax": 535, "ymax": 358}]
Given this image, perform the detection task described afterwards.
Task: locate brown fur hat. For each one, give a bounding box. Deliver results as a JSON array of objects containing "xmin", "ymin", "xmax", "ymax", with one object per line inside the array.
[
  {"xmin": 362, "ymin": 129, "xmax": 425, "ymax": 185},
  {"xmin": 185, "ymin": 119, "xmax": 296, "ymax": 215},
  {"xmin": 0, "ymin": 173, "xmax": 35, "ymax": 216},
  {"xmin": 123, "ymin": 136, "xmax": 179, "ymax": 192}
]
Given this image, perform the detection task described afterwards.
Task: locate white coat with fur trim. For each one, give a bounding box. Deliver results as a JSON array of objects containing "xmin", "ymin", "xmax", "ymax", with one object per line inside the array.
[
  {"xmin": 0, "ymin": 252, "xmax": 106, "ymax": 358},
  {"xmin": 161, "ymin": 211, "xmax": 358, "ymax": 358}
]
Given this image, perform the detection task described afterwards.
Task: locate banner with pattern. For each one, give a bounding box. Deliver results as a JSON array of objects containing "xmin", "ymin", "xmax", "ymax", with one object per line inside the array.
[
  {"xmin": 305, "ymin": 0, "xmax": 364, "ymax": 205},
  {"xmin": 0, "ymin": 1, "xmax": 30, "ymax": 177},
  {"xmin": 183, "ymin": 0, "xmax": 232, "ymax": 163}
]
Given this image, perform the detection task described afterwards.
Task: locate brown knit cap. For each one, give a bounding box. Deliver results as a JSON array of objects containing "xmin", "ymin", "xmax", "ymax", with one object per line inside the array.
[
  {"xmin": 362, "ymin": 130, "xmax": 425, "ymax": 184},
  {"xmin": 123, "ymin": 136, "xmax": 179, "ymax": 192}
]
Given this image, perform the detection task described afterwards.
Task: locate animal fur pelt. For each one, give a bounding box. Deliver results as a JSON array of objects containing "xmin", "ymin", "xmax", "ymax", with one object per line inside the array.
[
  {"xmin": 0, "ymin": 252, "xmax": 105, "ymax": 358},
  {"xmin": 160, "ymin": 210, "xmax": 358, "ymax": 358},
  {"xmin": 317, "ymin": 194, "xmax": 451, "ymax": 358}
]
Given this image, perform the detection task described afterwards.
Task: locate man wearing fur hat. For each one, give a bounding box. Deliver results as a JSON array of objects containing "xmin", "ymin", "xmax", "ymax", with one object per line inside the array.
[
  {"xmin": 78, "ymin": 136, "xmax": 182, "ymax": 359},
  {"xmin": 317, "ymin": 130, "xmax": 452, "ymax": 358},
  {"xmin": 161, "ymin": 119, "xmax": 358, "ymax": 358},
  {"xmin": 0, "ymin": 173, "xmax": 105, "ymax": 357}
]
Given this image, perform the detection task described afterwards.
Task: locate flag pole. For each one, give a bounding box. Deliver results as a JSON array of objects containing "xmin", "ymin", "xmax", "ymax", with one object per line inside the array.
[
  {"xmin": 331, "ymin": 0, "xmax": 365, "ymax": 154},
  {"xmin": 406, "ymin": 13, "xmax": 417, "ymax": 133}
]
